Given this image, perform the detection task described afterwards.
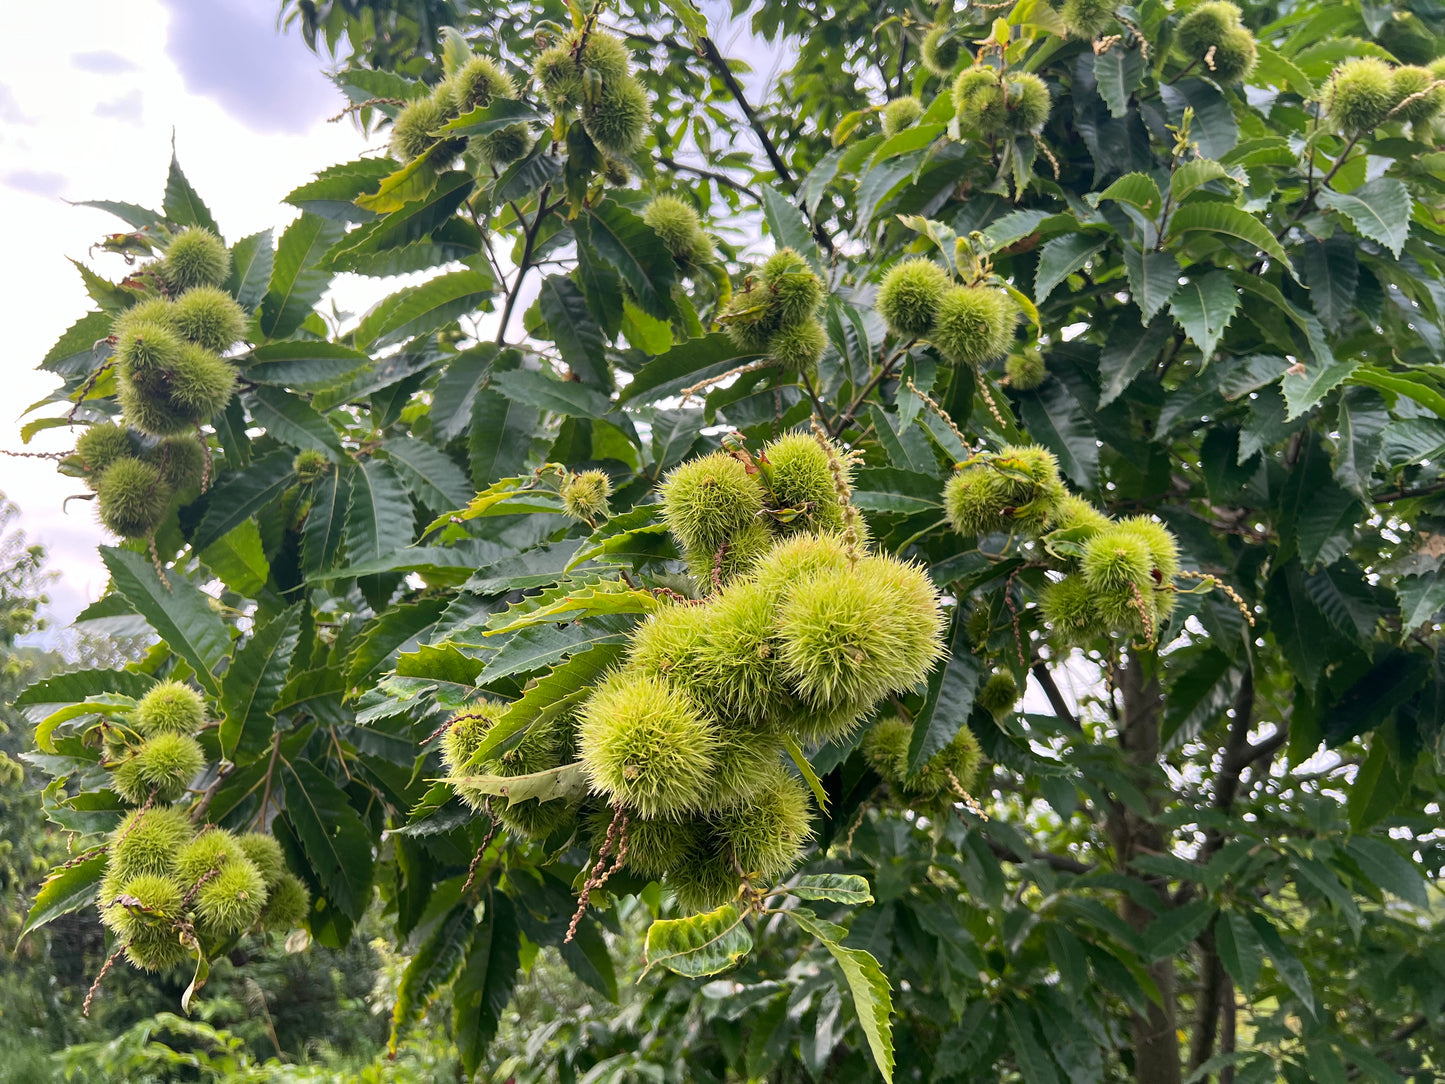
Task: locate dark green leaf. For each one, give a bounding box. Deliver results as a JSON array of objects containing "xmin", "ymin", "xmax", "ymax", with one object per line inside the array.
[
  {"xmin": 383, "ymin": 436, "xmax": 473, "ymax": 514},
  {"xmin": 490, "ymin": 369, "xmax": 613, "ymax": 419},
  {"xmin": 219, "ymin": 604, "xmax": 302, "ymax": 764},
  {"xmin": 282, "ymin": 760, "xmax": 376, "ymax": 921},
  {"xmin": 452, "ymin": 893, "xmax": 521, "ymax": 1077},
  {"xmin": 346, "ymin": 458, "xmax": 415, "ymax": 564},
  {"xmin": 163, "ymin": 150, "xmax": 219, "ymax": 233},
  {"xmin": 908, "ymin": 611, "xmax": 983, "ymax": 773},
  {"xmin": 1319, "ymin": 178, "xmax": 1411, "ymax": 258},
  {"xmin": 1216, "ymin": 911, "xmax": 1262, "ymax": 994},
  {"xmin": 1121, "ymin": 247, "xmax": 1180, "ymax": 325},
  {"xmin": 1169, "ymin": 270, "xmax": 1239, "ymax": 360},
  {"xmin": 469, "ymin": 389, "xmax": 540, "ymax": 486},
  {"xmin": 226, "ymin": 230, "xmax": 274, "ymax": 310},
  {"xmin": 761, "ymin": 186, "xmax": 824, "ymax": 274},
  {"xmin": 621, "ymin": 333, "xmax": 760, "ymax": 404},
  {"xmin": 575, "ymin": 200, "xmax": 678, "ymax": 321},
  {"xmin": 192, "ymin": 450, "xmax": 297, "ymax": 551},
  {"xmin": 247, "ymin": 387, "xmax": 346, "ymax": 458},
  {"xmin": 245, "ymin": 342, "xmax": 372, "ymax": 393},
  {"xmin": 1160, "ymin": 79, "xmax": 1237, "ymax": 160},
  {"xmin": 1300, "ymin": 236, "xmax": 1357, "ymax": 333},
  {"xmin": 1018, "ymin": 381, "xmax": 1098, "ymax": 487},
  {"xmin": 1035, "ymin": 234, "xmax": 1106, "ymax": 304},
  {"xmin": 18, "ymin": 854, "xmax": 107, "ymax": 941},
  {"xmin": 100, "ymin": 548, "xmax": 230, "ymax": 695},
  {"xmin": 354, "ymin": 270, "xmax": 492, "ymax": 350},
  {"xmin": 538, "ymin": 274, "xmax": 608, "ymax": 389},
  {"xmin": 302, "ymin": 465, "xmax": 352, "ymax": 575},
  {"xmin": 1345, "ymin": 836, "xmax": 1430, "ymax": 908},
  {"xmin": 259, "ymin": 213, "xmax": 344, "ymax": 340}
]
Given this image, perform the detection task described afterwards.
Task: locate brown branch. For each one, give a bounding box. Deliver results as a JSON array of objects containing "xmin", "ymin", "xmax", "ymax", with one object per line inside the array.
[
  {"xmin": 657, "ymin": 155, "xmax": 763, "ymax": 202},
  {"xmin": 1030, "ymin": 663, "xmax": 1082, "ymax": 731},
  {"xmin": 1373, "ymin": 479, "xmax": 1445, "ymax": 504},
  {"xmin": 984, "ymin": 836, "xmax": 1094, "ymax": 875},
  {"xmin": 694, "ymin": 36, "xmax": 835, "ymax": 255}
]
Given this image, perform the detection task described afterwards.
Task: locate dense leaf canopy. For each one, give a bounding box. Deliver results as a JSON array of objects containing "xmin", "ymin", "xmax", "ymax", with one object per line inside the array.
[{"xmin": 16, "ymin": 0, "xmax": 1445, "ymax": 1079}]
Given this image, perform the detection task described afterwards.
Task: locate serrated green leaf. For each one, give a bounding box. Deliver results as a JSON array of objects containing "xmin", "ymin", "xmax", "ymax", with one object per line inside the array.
[
  {"xmin": 1169, "ymin": 270, "xmax": 1239, "ymax": 360},
  {"xmin": 259, "ymin": 213, "xmax": 343, "ymax": 341},
  {"xmin": 226, "ymin": 229, "xmax": 274, "ymax": 310},
  {"xmin": 247, "ymin": 386, "xmax": 346, "ymax": 458},
  {"xmin": 388, "ymin": 898, "xmax": 473, "ymax": 1052},
  {"xmin": 354, "ymin": 155, "xmax": 440, "ymax": 215},
  {"xmin": 383, "ymin": 435, "xmax": 472, "ymax": 514},
  {"xmin": 1142, "ymin": 900, "xmax": 1215, "ymax": 960},
  {"xmin": 908, "ymin": 611, "xmax": 982, "ymax": 773},
  {"xmin": 484, "ymin": 582, "xmax": 656, "ymax": 636},
  {"xmin": 789, "ymin": 874, "xmax": 874, "ymax": 905},
  {"xmin": 1161, "ymin": 79, "xmax": 1237, "ymax": 160},
  {"xmin": 245, "ymin": 342, "xmax": 372, "ymax": 392},
  {"xmin": 1018, "ymin": 380, "xmax": 1098, "ymax": 487},
  {"xmin": 1398, "ymin": 570, "xmax": 1445, "ymax": 631},
  {"xmin": 761, "ymin": 186, "xmax": 824, "ymax": 274},
  {"xmin": 1346, "ymin": 836, "xmax": 1430, "ymax": 908},
  {"xmin": 18, "ymin": 853, "xmax": 107, "ymax": 941},
  {"xmin": 1169, "ymin": 158, "xmax": 1234, "ymax": 203},
  {"xmin": 100, "ymin": 548, "xmax": 229, "ymax": 695},
  {"xmin": 285, "ymin": 157, "xmax": 394, "ymax": 221},
  {"xmin": 1094, "ymin": 173, "xmax": 1163, "ymax": 218},
  {"xmin": 452, "ymin": 894, "xmax": 520, "ymax": 1077},
  {"xmin": 436, "ymin": 98, "xmax": 543, "ymax": 136},
  {"xmin": 469, "ymin": 388, "xmax": 541, "ymax": 487},
  {"xmin": 282, "ymin": 760, "xmax": 375, "ymax": 920},
  {"xmin": 1121, "ymin": 248, "xmax": 1181, "ymax": 326},
  {"xmin": 346, "ymin": 457, "xmax": 415, "ymax": 565},
  {"xmin": 789, "ymin": 908, "xmax": 895, "ymax": 1083},
  {"xmin": 1167, "ymin": 202, "xmax": 1298, "ymax": 281},
  {"xmin": 490, "ymin": 369, "xmax": 613, "ymax": 419},
  {"xmin": 461, "ymin": 644, "xmax": 624, "ymax": 768},
  {"xmin": 354, "ymin": 270, "xmax": 492, "ymax": 350},
  {"xmin": 1244, "ymin": 911, "xmax": 1315, "ymax": 1013},
  {"xmin": 198, "ymin": 519, "xmax": 270, "ymax": 597},
  {"xmin": 575, "ymin": 200, "xmax": 678, "ymax": 321},
  {"xmin": 1003, "ymin": 1001, "xmax": 1063, "ymax": 1084},
  {"xmin": 219, "ymin": 603, "xmax": 302, "ymax": 764},
  {"xmin": 1035, "ymin": 234, "xmax": 1106, "ymax": 304},
  {"xmin": 39, "ymin": 311, "xmax": 112, "ymax": 376},
  {"xmin": 192, "ymin": 450, "xmax": 297, "ymax": 551},
  {"xmin": 302, "ymin": 464, "xmax": 351, "ymax": 575},
  {"xmin": 34, "ymin": 694, "xmax": 137, "ymax": 754},
  {"xmin": 538, "ymin": 274, "xmax": 608, "ymax": 390},
  {"xmin": 645, "ymin": 904, "xmax": 753, "ymax": 978},
  {"xmin": 1094, "ymin": 46, "xmax": 1144, "ymax": 118},
  {"xmin": 621, "ymin": 332, "xmax": 761, "ymax": 404},
  {"xmin": 443, "ymin": 761, "xmax": 589, "ymax": 807},
  {"xmin": 163, "ymin": 150, "xmax": 219, "ymax": 233},
  {"xmin": 1319, "ymin": 177, "xmax": 1411, "ymax": 258},
  {"xmin": 16, "ymin": 668, "xmax": 155, "ymax": 709},
  {"xmin": 1215, "ymin": 911, "xmax": 1262, "ymax": 994}
]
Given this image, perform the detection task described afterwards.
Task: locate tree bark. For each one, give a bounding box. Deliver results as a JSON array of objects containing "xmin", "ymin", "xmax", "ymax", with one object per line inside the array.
[{"xmin": 1109, "ymin": 655, "xmax": 1183, "ymax": 1084}]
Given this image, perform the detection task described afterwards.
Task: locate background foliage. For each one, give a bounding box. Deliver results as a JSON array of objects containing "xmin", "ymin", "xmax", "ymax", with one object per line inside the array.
[{"xmin": 11, "ymin": 0, "xmax": 1445, "ymax": 1079}]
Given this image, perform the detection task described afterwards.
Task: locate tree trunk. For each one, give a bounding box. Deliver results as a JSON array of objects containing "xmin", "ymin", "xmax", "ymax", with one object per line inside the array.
[{"xmin": 1109, "ymin": 655, "xmax": 1183, "ymax": 1084}]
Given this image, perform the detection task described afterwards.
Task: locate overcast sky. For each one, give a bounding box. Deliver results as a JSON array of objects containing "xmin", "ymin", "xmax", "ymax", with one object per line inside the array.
[{"xmin": 1, "ymin": 0, "xmax": 373, "ymax": 629}]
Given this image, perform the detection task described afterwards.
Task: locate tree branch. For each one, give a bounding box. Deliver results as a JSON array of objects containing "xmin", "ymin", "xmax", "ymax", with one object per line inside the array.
[
  {"xmin": 1031, "ymin": 663, "xmax": 1082, "ymax": 731},
  {"xmin": 657, "ymin": 155, "xmax": 763, "ymax": 202},
  {"xmin": 694, "ymin": 35, "xmax": 835, "ymax": 255},
  {"xmin": 984, "ymin": 836, "xmax": 1094, "ymax": 875},
  {"xmin": 495, "ymin": 183, "xmax": 552, "ymax": 345}
]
